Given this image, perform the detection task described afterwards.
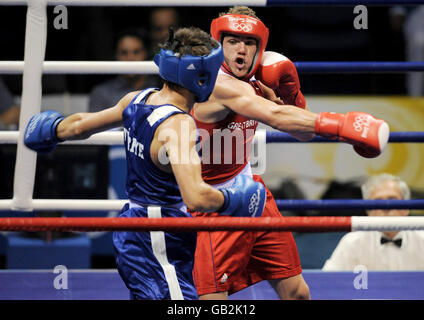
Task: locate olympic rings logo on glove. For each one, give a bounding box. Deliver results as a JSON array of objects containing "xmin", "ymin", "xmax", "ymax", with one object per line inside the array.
[
  {"xmin": 231, "ymin": 22, "xmax": 253, "ymax": 32},
  {"xmin": 248, "ymin": 192, "xmax": 260, "ymax": 214},
  {"xmin": 353, "ymin": 115, "xmax": 370, "ymax": 138}
]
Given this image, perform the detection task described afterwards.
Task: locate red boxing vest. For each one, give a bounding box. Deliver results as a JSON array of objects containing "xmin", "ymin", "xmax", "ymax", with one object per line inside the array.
[{"xmin": 192, "ymin": 72, "xmax": 264, "ymax": 185}]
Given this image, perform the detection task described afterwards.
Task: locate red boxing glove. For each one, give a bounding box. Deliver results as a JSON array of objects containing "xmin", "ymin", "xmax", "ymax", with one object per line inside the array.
[
  {"xmin": 256, "ymin": 51, "xmax": 306, "ymax": 109},
  {"xmin": 315, "ymin": 112, "xmax": 390, "ymax": 158}
]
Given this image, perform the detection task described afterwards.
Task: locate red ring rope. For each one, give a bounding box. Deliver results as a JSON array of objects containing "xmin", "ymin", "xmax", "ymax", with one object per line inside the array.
[{"xmin": 0, "ymin": 217, "xmax": 352, "ymax": 232}]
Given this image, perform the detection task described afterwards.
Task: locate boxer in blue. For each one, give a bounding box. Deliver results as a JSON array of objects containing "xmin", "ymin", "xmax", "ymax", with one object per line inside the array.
[{"xmin": 24, "ymin": 27, "xmax": 266, "ymax": 300}]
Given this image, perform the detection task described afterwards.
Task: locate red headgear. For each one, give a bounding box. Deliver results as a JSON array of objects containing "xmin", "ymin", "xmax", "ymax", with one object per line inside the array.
[{"xmin": 210, "ymin": 14, "xmax": 269, "ymax": 80}]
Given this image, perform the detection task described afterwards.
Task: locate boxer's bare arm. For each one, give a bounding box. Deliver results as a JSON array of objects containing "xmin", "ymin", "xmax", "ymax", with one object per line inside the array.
[
  {"xmin": 56, "ymin": 91, "xmax": 140, "ymax": 140},
  {"xmin": 157, "ymin": 113, "xmax": 225, "ymax": 212},
  {"xmin": 258, "ymin": 82, "xmax": 314, "ymax": 141},
  {"xmin": 205, "ymin": 75, "xmax": 317, "ymax": 139}
]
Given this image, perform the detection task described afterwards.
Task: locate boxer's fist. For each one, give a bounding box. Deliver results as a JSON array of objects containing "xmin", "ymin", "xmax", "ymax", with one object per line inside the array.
[
  {"xmin": 256, "ymin": 51, "xmax": 306, "ymax": 109},
  {"xmin": 218, "ymin": 175, "xmax": 266, "ymax": 217},
  {"xmin": 315, "ymin": 112, "xmax": 390, "ymax": 158},
  {"xmin": 24, "ymin": 110, "xmax": 64, "ymax": 153}
]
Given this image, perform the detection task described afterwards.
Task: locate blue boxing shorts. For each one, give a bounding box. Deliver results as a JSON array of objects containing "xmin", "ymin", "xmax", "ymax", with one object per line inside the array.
[{"xmin": 113, "ymin": 202, "xmax": 197, "ymax": 300}]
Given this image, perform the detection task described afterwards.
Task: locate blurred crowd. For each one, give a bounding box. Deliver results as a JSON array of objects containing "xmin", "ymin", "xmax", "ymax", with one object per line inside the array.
[{"xmin": 1, "ymin": 5, "xmax": 423, "ymax": 102}]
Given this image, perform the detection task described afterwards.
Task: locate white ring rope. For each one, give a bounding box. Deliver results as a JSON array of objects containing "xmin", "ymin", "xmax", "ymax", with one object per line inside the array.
[
  {"xmin": 0, "ymin": 61, "xmax": 158, "ymax": 75},
  {"xmin": 351, "ymin": 217, "xmax": 424, "ymax": 231},
  {"xmin": 0, "ymin": 199, "xmax": 125, "ymax": 211},
  {"xmin": 0, "ymin": 131, "xmax": 124, "ymax": 145}
]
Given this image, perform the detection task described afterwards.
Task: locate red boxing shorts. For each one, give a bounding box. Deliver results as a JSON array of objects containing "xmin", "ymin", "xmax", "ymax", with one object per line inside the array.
[{"xmin": 192, "ymin": 174, "xmax": 302, "ymax": 296}]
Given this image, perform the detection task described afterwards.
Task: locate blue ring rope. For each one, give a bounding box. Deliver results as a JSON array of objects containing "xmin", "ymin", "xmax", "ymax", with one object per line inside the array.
[
  {"xmin": 266, "ymin": 132, "xmax": 424, "ymax": 143},
  {"xmin": 294, "ymin": 62, "xmax": 424, "ymax": 73},
  {"xmin": 275, "ymin": 199, "xmax": 424, "ymax": 210}
]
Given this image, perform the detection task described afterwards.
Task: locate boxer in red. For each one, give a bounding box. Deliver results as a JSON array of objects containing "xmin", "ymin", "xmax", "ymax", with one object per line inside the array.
[{"xmin": 191, "ymin": 6, "xmax": 390, "ymax": 300}]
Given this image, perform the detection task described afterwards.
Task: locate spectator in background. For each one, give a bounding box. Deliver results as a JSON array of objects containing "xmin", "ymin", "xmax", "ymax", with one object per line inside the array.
[
  {"xmin": 88, "ymin": 29, "xmax": 160, "ymax": 112},
  {"xmin": 149, "ymin": 7, "xmax": 179, "ymax": 57},
  {"xmin": 389, "ymin": 5, "xmax": 424, "ymax": 96},
  {"xmin": 323, "ymin": 173, "xmax": 424, "ymax": 271},
  {"xmin": 0, "ymin": 77, "xmax": 20, "ymax": 130},
  {"xmin": 404, "ymin": 6, "xmax": 424, "ymax": 96}
]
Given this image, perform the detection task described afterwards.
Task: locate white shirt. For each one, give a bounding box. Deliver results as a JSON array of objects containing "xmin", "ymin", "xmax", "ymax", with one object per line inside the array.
[{"xmin": 322, "ymin": 231, "xmax": 424, "ymax": 271}]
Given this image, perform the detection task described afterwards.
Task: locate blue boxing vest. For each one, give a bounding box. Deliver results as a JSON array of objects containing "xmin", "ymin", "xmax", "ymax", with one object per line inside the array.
[
  {"xmin": 115, "ymin": 88, "xmax": 198, "ymax": 300},
  {"xmin": 122, "ymin": 88, "xmax": 184, "ymax": 207}
]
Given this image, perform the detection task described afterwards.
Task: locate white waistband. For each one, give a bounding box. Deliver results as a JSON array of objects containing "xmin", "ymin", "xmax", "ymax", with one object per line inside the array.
[
  {"xmin": 211, "ymin": 163, "xmax": 253, "ymax": 189},
  {"xmin": 129, "ymin": 200, "xmax": 187, "ymax": 213}
]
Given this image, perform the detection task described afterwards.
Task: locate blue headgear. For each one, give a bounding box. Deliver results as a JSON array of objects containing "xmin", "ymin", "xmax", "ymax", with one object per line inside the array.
[{"xmin": 154, "ymin": 42, "xmax": 224, "ymax": 103}]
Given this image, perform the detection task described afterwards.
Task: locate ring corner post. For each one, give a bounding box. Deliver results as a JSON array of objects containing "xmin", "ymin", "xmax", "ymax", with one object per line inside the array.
[{"xmin": 12, "ymin": 0, "xmax": 48, "ymax": 212}]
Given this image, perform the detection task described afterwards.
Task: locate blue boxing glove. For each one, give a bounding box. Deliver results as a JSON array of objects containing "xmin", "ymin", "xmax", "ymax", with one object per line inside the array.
[
  {"xmin": 218, "ymin": 175, "xmax": 266, "ymax": 217},
  {"xmin": 24, "ymin": 110, "xmax": 64, "ymax": 153}
]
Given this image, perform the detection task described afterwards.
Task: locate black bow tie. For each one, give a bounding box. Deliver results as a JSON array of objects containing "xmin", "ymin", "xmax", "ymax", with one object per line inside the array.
[{"xmin": 380, "ymin": 237, "xmax": 402, "ymax": 248}]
